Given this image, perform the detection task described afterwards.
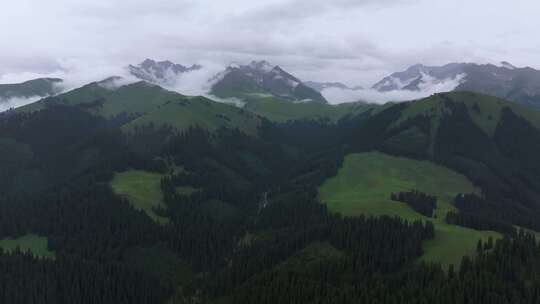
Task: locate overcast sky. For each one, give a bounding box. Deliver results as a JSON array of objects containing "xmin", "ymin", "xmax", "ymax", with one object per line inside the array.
[{"xmin": 1, "ymin": 0, "xmax": 539, "ymax": 87}]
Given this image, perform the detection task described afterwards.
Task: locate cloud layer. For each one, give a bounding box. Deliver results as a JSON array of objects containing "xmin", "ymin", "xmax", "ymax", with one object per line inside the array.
[{"xmin": 0, "ymin": 96, "xmax": 42, "ymax": 112}]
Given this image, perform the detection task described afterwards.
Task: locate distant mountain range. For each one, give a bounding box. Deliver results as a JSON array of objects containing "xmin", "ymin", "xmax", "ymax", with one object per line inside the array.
[
  {"xmin": 5, "ymin": 59, "xmax": 540, "ymax": 111},
  {"xmin": 373, "ymin": 61, "xmax": 540, "ymax": 109},
  {"xmin": 304, "ymin": 81, "xmax": 363, "ymax": 92},
  {"xmin": 126, "ymin": 59, "xmax": 327, "ymax": 104},
  {"xmin": 128, "ymin": 59, "xmax": 202, "ymax": 86}
]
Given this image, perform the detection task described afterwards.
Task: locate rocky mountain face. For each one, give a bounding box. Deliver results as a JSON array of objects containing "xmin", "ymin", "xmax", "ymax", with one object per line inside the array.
[
  {"xmin": 373, "ymin": 62, "xmax": 540, "ymax": 109},
  {"xmin": 128, "ymin": 59, "xmax": 202, "ymax": 86},
  {"xmin": 372, "ymin": 63, "xmax": 467, "ymax": 92},
  {"xmin": 211, "ymin": 61, "xmax": 327, "ymax": 103}
]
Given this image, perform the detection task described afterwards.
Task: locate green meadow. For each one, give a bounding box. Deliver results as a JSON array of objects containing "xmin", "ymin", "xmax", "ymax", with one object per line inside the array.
[
  {"xmin": 111, "ymin": 170, "xmax": 169, "ymax": 224},
  {"xmin": 319, "ymin": 152, "xmax": 500, "ymax": 267},
  {"xmin": 0, "ymin": 234, "xmax": 55, "ymax": 258}
]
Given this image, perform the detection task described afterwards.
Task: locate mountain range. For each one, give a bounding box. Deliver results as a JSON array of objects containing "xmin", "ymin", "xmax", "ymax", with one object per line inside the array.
[
  {"xmin": 373, "ymin": 61, "xmax": 540, "ymax": 109},
  {"xmin": 5, "ymin": 59, "xmax": 540, "ymax": 112},
  {"xmin": 125, "ymin": 59, "xmax": 327, "ymax": 104},
  {"xmin": 128, "ymin": 59, "xmax": 202, "ymax": 86},
  {"xmin": 3, "ymin": 56, "xmax": 540, "ymax": 303}
]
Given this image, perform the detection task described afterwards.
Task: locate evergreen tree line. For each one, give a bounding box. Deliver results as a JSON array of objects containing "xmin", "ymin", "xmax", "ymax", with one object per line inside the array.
[
  {"xmin": 446, "ymin": 211, "xmax": 517, "ymax": 235},
  {"xmin": 390, "ymin": 190, "xmax": 437, "ymax": 217},
  {"xmin": 447, "ymin": 193, "xmax": 523, "ymax": 234},
  {"xmin": 209, "ymin": 231, "xmax": 540, "ymax": 304},
  {"xmin": 202, "ymin": 195, "xmax": 434, "ymax": 299},
  {"xmin": 0, "ymin": 250, "xmax": 171, "ymax": 304}
]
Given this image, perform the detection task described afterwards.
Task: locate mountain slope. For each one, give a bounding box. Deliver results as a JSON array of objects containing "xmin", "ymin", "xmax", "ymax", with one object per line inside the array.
[
  {"xmin": 123, "ymin": 96, "xmax": 261, "ymax": 135},
  {"xmin": 319, "ymin": 151, "xmax": 498, "ymax": 267},
  {"xmin": 373, "ymin": 63, "xmax": 467, "ymax": 92},
  {"xmin": 20, "ymin": 78, "xmax": 262, "ymax": 134},
  {"xmin": 21, "ymin": 79, "xmax": 180, "ymax": 116},
  {"xmin": 0, "ymin": 78, "xmax": 63, "ymax": 100},
  {"xmin": 211, "ymin": 61, "xmax": 327, "ymax": 104},
  {"xmin": 241, "ymin": 95, "xmax": 377, "ymax": 122},
  {"xmin": 340, "ymin": 91, "xmax": 540, "ymax": 233},
  {"xmin": 391, "ymin": 91, "xmax": 540, "ymax": 140},
  {"xmin": 3, "ymin": 82, "xmax": 540, "ymax": 303}
]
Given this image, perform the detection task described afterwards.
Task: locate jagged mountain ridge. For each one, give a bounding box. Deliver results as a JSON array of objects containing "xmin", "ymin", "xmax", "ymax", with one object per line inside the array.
[
  {"xmin": 210, "ymin": 60, "xmax": 327, "ymax": 103},
  {"xmin": 373, "ymin": 62, "xmax": 540, "ymax": 109},
  {"xmin": 128, "ymin": 59, "xmax": 202, "ymax": 86},
  {"xmin": 127, "ymin": 59, "xmax": 327, "ymax": 103}
]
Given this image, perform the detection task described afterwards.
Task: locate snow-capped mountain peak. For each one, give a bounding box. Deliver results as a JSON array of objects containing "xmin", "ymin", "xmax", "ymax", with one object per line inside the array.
[
  {"xmin": 373, "ymin": 63, "xmax": 468, "ymax": 92},
  {"xmin": 210, "ymin": 60, "xmax": 327, "ymax": 103}
]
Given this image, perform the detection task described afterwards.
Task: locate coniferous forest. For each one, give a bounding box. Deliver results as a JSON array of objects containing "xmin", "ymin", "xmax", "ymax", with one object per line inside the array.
[{"xmin": 2, "ymin": 90, "xmax": 540, "ymax": 304}]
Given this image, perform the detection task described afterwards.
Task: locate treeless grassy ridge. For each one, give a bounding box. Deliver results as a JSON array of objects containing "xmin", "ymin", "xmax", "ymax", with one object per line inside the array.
[{"xmin": 319, "ymin": 152, "xmax": 500, "ymax": 267}]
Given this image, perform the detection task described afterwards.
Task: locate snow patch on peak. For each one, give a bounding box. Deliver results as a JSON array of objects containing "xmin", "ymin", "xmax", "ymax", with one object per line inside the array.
[
  {"xmin": 249, "ymin": 60, "xmax": 274, "ymax": 73},
  {"xmin": 287, "ymin": 78, "xmax": 300, "ymax": 88},
  {"xmin": 322, "ymin": 72, "xmax": 467, "ymax": 105},
  {"xmin": 418, "ymin": 72, "xmax": 466, "ymax": 91},
  {"xmin": 500, "ymin": 61, "xmax": 516, "ymax": 70},
  {"xmin": 97, "ymin": 76, "xmax": 137, "ymax": 90},
  {"xmin": 228, "ymin": 62, "xmax": 241, "ymax": 69}
]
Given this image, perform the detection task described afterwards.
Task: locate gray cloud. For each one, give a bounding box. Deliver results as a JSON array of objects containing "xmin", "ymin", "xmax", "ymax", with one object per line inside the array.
[
  {"xmin": 231, "ymin": 0, "xmax": 410, "ymax": 25},
  {"xmin": 0, "ymin": 96, "xmax": 43, "ymax": 112}
]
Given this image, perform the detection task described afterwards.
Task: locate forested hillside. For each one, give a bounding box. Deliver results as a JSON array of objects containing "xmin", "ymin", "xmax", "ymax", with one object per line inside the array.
[{"xmin": 1, "ymin": 88, "xmax": 540, "ymax": 303}]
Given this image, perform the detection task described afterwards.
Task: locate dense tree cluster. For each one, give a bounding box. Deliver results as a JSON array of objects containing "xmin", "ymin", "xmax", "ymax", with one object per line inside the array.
[
  {"xmin": 446, "ymin": 211, "xmax": 516, "ymax": 235},
  {"xmin": 0, "ymin": 250, "xmax": 171, "ymax": 304},
  {"xmin": 450, "ymin": 193, "xmax": 527, "ymax": 233},
  {"xmin": 204, "ymin": 231, "xmax": 540, "ymax": 304},
  {"xmin": 391, "ymin": 190, "xmax": 437, "ymax": 217}
]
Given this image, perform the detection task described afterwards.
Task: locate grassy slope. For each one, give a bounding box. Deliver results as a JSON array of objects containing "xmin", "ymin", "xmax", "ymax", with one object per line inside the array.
[
  {"xmin": 395, "ymin": 92, "xmax": 540, "ymax": 138},
  {"xmin": 123, "ymin": 96, "xmax": 261, "ymax": 136},
  {"xmin": 21, "ymin": 82, "xmax": 262, "ymax": 135},
  {"xmin": 240, "ymin": 94, "xmax": 379, "ymax": 122},
  {"xmin": 98, "ymin": 82, "xmax": 181, "ymax": 117},
  {"xmin": 19, "ymin": 81, "xmax": 179, "ymax": 115},
  {"xmin": 110, "ymin": 170, "xmax": 169, "ymax": 224},
  {"xmin": 319, "ymin": 152, "xmax": 500, "ymax": 267},
  {"xmin": 0, "ymin": 78, "xmax": 62, "ymax": 99},
  {"xmin": 19, "ymin": 78, "xmax": 377, "ymax": 132},
  {"xmin": 0, "ymin": 234, "xmax": 55, "ymax": 258}
]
